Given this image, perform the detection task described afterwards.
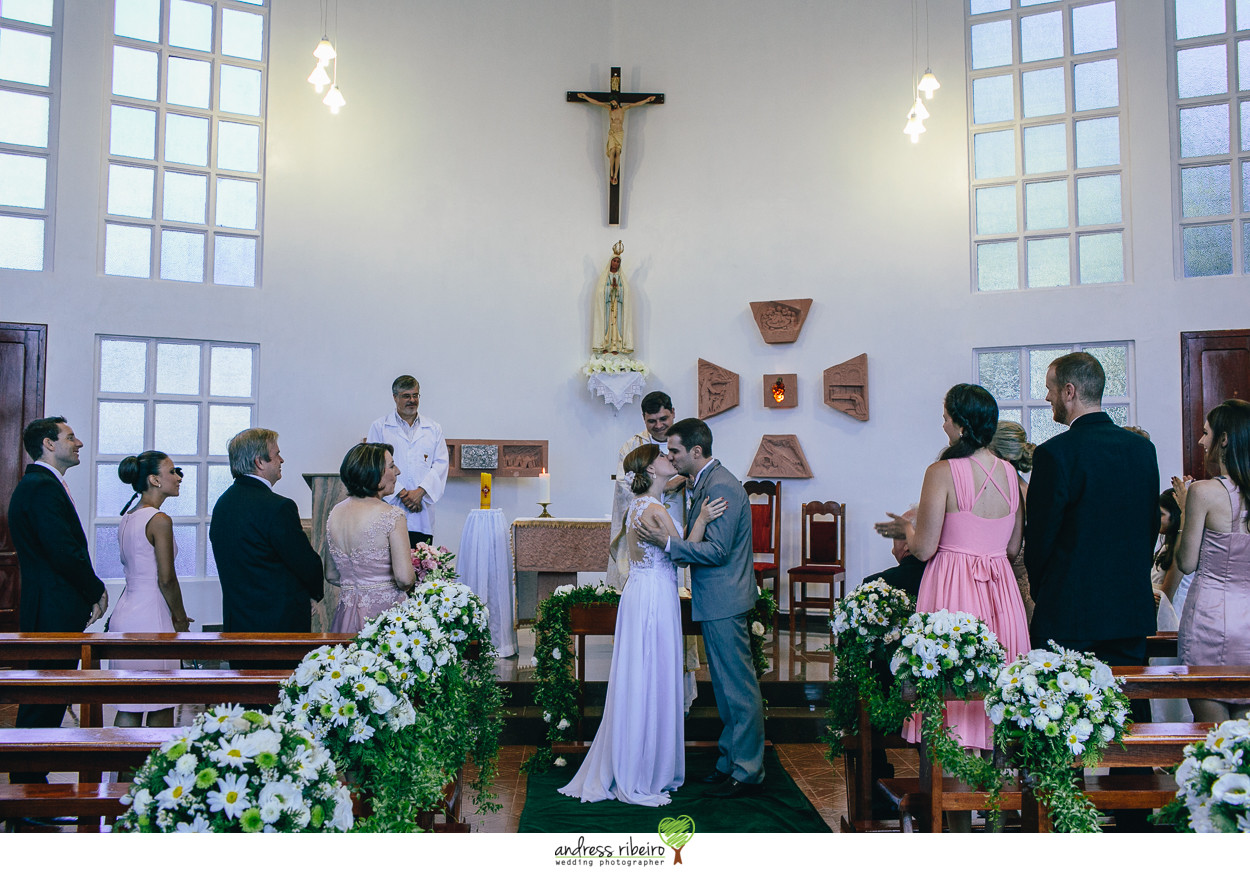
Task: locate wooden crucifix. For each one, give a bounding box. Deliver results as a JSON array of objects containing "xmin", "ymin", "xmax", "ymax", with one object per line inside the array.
[{"xmin": 567, "ymin": 67, "xmax": 664, "ymax": 225}]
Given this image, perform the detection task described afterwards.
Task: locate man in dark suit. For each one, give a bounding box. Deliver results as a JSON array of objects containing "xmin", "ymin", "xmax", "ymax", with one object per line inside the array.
[
  {"xmin": 638, "ymin": 418, "xmax": 765, "ymax": 799},
  {"xmin": 870, "ymin": 505, "xmax": 926, "ymax": 604},
  {"xmin": 210, "ymin": 428, "xmax": 323, "ymax": 638},
  {"xmin": 1025, "ymin": 351, "xmax": 1159, "ymax": 664},
  {"xmin": 1025, "ymin": 352, "xmax": 1159, "ymax": 832},
  {"xmin": 8, "ymin": 417, "xmax": 108, "ymax": 784}
]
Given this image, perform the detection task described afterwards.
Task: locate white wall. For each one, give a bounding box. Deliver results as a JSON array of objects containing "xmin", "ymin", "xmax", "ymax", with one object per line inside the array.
[{"xmin": 2, "ymin": 0, "xmax": 1242, "ymax": 625}]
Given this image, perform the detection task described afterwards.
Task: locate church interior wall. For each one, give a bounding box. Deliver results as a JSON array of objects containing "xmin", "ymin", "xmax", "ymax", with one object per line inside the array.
[{"xmin": 2, "ymin": 0, "xmax": 1241, "ymax": 625}]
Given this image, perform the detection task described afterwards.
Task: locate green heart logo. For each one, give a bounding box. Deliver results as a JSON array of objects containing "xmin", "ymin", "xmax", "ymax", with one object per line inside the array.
[{"xmin": 657, "ymin": 815, "xmax": 695, "ymax": 864}]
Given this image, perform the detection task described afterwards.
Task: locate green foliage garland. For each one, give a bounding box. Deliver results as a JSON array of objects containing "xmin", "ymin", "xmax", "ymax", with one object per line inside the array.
[{"xmin": 823, "ymin": 580, "xmax": 914, "ymax": 758}]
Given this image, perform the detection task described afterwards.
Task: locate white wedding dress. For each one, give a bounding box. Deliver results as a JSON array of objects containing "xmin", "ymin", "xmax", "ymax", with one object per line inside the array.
[{"xmin": 558, "ymin": 496, "xmax": 685, "ymax": 806}]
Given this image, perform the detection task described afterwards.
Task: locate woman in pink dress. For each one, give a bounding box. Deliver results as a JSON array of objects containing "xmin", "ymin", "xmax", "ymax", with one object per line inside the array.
[
  {"xmin": 110, "ymin": 451, "xmax": 193, "ymax": 728},
  {"xmin": 326, "ymin": 443, "xmax": 415, "ymax": 633},
  {"xmin": 889, "ymin": 385, "xmax": 1030, "ymax": 828},
  {"xmin": 1173, "ymin": 398, "xmax": 1250, "ymax": 724}
]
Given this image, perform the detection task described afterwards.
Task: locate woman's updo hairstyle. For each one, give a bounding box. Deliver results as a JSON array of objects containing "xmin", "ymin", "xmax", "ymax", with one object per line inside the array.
[
  {"xmin": 940, "ymin": 384, "xmax": 999, "ymax": 462},
  {"xmin": 117, "ymin": 450, "xmax": 169, "ymax": 514},
  {"xmin": 990, "ymin": 420, "xmax": 1036, "ymax": 473},
  {"xmin": 622, "ymin": 443, "xmax": 661, "ymax": 495}
]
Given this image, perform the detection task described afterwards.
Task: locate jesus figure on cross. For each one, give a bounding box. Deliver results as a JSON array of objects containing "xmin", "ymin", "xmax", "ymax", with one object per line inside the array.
[{"xmin": 575, "ymin": 92, "xmax": 658, "ymax": 185}]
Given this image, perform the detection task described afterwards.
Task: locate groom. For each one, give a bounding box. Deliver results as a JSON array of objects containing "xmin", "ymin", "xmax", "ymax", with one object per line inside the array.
[{"xmin": 639, "ymin": 417, "xmax": 765, "ymax": 798}]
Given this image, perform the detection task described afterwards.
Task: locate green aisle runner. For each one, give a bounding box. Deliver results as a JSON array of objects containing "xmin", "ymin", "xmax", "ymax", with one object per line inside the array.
[{"xmin": 518, "ymin": 748, "xmax": 833, "ymax": 833}]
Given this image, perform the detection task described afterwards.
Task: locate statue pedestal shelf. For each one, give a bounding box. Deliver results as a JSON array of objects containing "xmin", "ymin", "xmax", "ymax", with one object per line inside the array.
[{"xmin": 586, "ymin": 371, "xmax": 646, "ymax": 410}]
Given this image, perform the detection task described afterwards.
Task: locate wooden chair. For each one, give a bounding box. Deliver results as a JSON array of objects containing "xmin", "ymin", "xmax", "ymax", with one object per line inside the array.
[
  {"xmin": 786, "ymin": 500, "xmax": 846, "ymax": 637},
  {"xmin": 743, "ymin": 480, "xmax": 781, "ymax": 633}
]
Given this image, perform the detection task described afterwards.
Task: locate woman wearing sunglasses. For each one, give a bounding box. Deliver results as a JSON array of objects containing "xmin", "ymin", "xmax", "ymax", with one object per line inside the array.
[{"xmin": 109, "ymin": 450, "xmax": 193, "ymax": 727}]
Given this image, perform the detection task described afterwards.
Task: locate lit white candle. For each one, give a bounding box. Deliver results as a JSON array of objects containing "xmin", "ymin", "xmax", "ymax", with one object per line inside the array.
[{"xmin": 538, "ymin": 468, "xmax": 550, "ymax": 503}]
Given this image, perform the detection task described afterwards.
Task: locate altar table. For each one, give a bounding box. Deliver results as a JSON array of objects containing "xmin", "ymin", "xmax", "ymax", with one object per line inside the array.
[{"xmin": 511, "ymin": 518, "xmax": 611, "ymax": 623}]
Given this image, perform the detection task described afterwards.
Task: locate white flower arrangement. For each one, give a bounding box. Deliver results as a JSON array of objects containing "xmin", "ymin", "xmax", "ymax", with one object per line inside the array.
[
  {"xmin": 116, "ymin": 706, "xmax": 353, "ymax": 833},
  {"xmin": 985, "ymin": 642, "xmax": 1131, "ymax": 832},
  {"xmin": 890, "ymin": 609, "xmax": 1004, "ymax": 691},
  {"xmin": 830, "ymin": 579, "xmax": 914, "ymax": 653},
  {"xmin": 985, "ymin": 645, "xmax": 1127, "ymax": 754},
  {"xmin": 403, "ymin": 578, "xmax": 492, "ymax": 654},
  {"xmin": 583, "ymin": 354, "xmax": 648, "ymax": 376},
  {"xmin": 1162, "ymin": 717, "xmax": 1250, "ymax": 832},
  {"xmin": 353, "ymin": 597, "xmax": 461, "ymax": 684},
  {"xmin": 274, "ymin": 644, "xmax": 419, "ymax": 748}
]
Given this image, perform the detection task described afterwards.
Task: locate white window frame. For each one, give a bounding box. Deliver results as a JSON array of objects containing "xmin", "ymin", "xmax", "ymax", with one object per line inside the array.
[
  {"xmin": 1166, "ymin": 0, "xmax": 1250, "ymax": 277},
  {"xmin": 973, "ymin": 340, "xmax": 1136, "ymax": 443},
  {"xmin": 966, "ymin": 0, "xmax": 1132, "ymax": 292},
  {"xmin": 0, "ymin": 0, "xmax": 62, "ymax": 272},
  {"xmin": 103, "ymin": 0, "xmax": 268, "ymax": 286},
  {"xmin": 91, "ymin": 334, "xmax": 260, "ymax": 581}
]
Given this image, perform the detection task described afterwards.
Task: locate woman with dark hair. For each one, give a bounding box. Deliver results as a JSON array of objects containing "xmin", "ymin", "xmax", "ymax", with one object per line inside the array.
[
  {"xmin": 109, "ymin": 450, "xmax": 192, "ymax": 727},
  {"xmin": 560, "ymin": 443, "xmax": 724, "ymax": 806},
  {"xmin": 887, "ymin": 386, "xmax": 1029, "ymax": 813},
  {"xmin": 325, "ymin": 442, "xmax": 415, "ymax": 633},
  {"xmin": 1173, "ymin": 398, "xmax": 1250, "ymax": 723}
]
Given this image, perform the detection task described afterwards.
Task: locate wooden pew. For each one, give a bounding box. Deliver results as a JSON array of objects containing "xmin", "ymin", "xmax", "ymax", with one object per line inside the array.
[
  {"xmin": 871, "ymin": 666, "xmax": 1250, "ymax": 832},
  {"xmin": 0, "ymin": 669, "xmax": 290, "ymax": 727},
  {"xmin": 0, "ymin": 633, "xmax": 351, "ymax": 728}
]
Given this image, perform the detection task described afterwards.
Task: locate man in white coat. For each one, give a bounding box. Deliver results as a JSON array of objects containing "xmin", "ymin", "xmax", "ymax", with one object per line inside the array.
[{"xmin": 367, "ymin": 375, "xmax": 448, "ymax": 546}]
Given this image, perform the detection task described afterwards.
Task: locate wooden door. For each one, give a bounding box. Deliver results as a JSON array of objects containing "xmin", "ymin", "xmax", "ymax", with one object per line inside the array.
[
  {"xmin": 0, "ymin": 323, "xmax": 47, "ymax": 631},
  {"xmin": 1180, "ymin": 329, "xmax": 1250, "ymax": 479}
]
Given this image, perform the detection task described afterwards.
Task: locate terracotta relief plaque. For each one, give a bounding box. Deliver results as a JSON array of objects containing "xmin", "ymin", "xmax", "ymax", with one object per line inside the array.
[
  {"xmin": 749, "ymin": 299, "xmax": 812, "ymax": 344},
  {"xmin": 763, "ymin": 374, "xmax": 797, "ymax": 409},
  {"xmin": 698, "ymin": 358, "xmax": 739, "ymax": 419},
  {"xmin": 447, "ymin": 439, "xmax": 548, "ymax": 477},
  {"xmin": 747, "ymin": 434, "xmax": 813, "ymax": 478},
  {"xmin": 824, "ymin": 353, "xmax": 869, "ymax": 422}
]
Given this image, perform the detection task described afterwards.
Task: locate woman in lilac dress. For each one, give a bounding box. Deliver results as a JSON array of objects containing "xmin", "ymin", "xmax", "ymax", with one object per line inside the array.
[
  {"xmin": 110, "ymin": 451, "xmax": 193, "ymax": 727},
  {"xmin": 1174, "ymin": 399, "xmax": 1250, "ymax": 724},
  {"xmin": 326, "ymin": 443, "xmax": 415, "ymax": 633}
]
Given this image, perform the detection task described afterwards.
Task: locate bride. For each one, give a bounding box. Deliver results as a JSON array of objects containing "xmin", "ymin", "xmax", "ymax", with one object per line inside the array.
[
  {"xmin": 326, "ymin": 442, "xmax": 416, "ymax": 633},
  {"xmin": 559, "ymin": 443, "xmax": 725, "ymax": 806}
]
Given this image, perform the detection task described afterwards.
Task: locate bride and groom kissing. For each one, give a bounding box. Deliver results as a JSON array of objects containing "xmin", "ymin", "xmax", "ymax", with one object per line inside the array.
[{"xmin": 559, "ymin": 418, "xmax": 766, "ymax": 806}]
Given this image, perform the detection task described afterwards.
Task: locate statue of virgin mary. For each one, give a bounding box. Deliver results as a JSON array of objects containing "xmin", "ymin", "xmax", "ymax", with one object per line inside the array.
[{"xmin": 591, "ymin": 240, "xmax": 633, "ymax": 355}]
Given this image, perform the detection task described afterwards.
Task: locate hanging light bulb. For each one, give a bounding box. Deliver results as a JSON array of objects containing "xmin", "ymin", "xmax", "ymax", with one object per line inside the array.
[
  {"xmin": 313, "ymin": 38, "xmax": 337, "ymax": 66},
  {"xmin": 918, "ymin": 68, "xmax": 941, "ymax": 99},
  {"xmin": 307, "ymin": 63, "xmax": 331, "ymax": 93},
  {"xmin": 903, "ymin": 109, "xmax": 926, "ymax": 142},
  {"xmin": 911, "ymin": 96, "xmax": 930, "ymax": 122},
  {"xmin": 323, "ymin": 83, "xmax": 346, "ymax": 114}
]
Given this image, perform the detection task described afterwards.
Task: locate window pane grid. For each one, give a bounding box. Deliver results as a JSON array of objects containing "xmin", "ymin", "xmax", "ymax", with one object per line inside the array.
[
  {"xmin": 92, "ymin": 334, "xmax": 258, "ymax": 580},
  {"xmin": 0, "ymin": 2, "xmax": 59, "ymax": 272},
  {"xmin": 1169, "ymin": 0, "xmax": 1250, "ymax": 276},
  {"xmin": 967, "ymin": 1, "xmax": 1129, "ymax": 291},
  {"xmin": 104, "ymin": 0, "xmax": 266, "ymax": 286},
  {"xmin": 973, "ymin": 340, "xmax": 1135, "ymax": 443}
]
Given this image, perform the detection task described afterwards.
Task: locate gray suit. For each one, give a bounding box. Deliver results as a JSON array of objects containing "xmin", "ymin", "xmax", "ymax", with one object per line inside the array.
[{"xmin": 668, "ymin": 459, "xmax": 765, "ymax": 784}]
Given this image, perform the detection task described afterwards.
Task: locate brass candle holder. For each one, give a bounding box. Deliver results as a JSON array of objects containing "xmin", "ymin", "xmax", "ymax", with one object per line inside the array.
[{"xmin": 537, "ymin": 502, "xmax": 552, "ymax": 519}]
